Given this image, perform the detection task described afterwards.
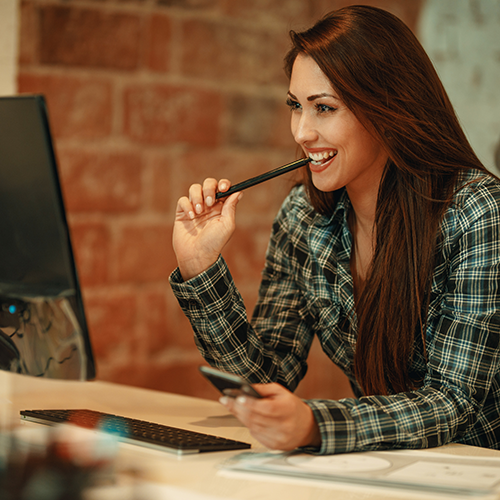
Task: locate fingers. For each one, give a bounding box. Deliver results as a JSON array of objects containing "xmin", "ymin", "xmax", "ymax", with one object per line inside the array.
[
  {"xmin": 173, "ymin": 177, "xmax": 241, "ymax": 281},
  {"xmin": 188, "ymin": 182, "xmax": 208, "ymax": 216},
  {"xmin": 219, "ymin": 384, "xmax": 284, "ymax": 424},
  {"xmin": 193, "ymin": 178, "xmax": 231, "ymax": 211},
  {"xmin": 203, "ymin": 178, "xmax": 230, "ymax": 208},
  {"xmin": 221, "ymin": 394, "xmax": 295, "ymax": 450},
  {"xmin": 176, "ymin": 195, "xmax": 195, "ymax": 220},
  {"xmin": 217, "ymin": 179, "xmax": 231, "ymax": 196},
  {"xmin": 177, "ymin": 178, "xmax": 232, "ymax": 219},
  {"xmin": 200, "ymin": 178, "xmax": 217, "ymax": 210},
  {"xmin": 219, "ymin": 384, "xmax": 321, "ymax": 450}
]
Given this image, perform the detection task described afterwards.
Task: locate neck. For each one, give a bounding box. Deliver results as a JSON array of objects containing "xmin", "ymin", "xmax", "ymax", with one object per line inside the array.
[
  {"xmin": 346, "ymin": 182, "xmax": 378, "ymax": 231},
  {"xmin": 345, "ymin": 162, "xmax": 385, "ymax": 292},
  {"xmin": 348, "ymin": 203, "xmax": 376, "ymax": 295},
  {"xmin": 348, "ymin": 186, "xmax": 377, "ymax": 259},
  {"xmin": 345, "ymin": 152, "xmax": 385, "ymax": 229}
]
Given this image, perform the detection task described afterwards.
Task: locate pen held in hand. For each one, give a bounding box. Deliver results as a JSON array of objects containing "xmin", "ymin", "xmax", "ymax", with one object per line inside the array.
[{"xmin": 215, "ymin": 157, "xmax": 312, "ymax": 200}]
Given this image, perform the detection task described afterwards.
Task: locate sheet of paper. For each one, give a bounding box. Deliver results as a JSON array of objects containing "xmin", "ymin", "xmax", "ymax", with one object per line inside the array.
[
  {"xmin": 387, "ymin": 461, "xmax": 500, "ymax": 489},
  {"xmin": 220, "ymin": 449, "xmax": 500, "ymax": 497}
]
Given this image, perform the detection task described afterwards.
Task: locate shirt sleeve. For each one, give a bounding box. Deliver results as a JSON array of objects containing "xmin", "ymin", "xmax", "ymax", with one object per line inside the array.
[
  {"xmin": 303, "ymin": 180, "xmax": 500, "ymax": 455},
  {"xmin": 169, "ymin": 193, "xmax": 317, "ymax": 389}
]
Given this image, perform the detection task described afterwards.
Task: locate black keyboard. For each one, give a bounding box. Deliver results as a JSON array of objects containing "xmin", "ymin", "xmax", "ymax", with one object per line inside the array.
[{"xmin": 20, "ymin": 409, "xmax": 251, "ymax": 455}]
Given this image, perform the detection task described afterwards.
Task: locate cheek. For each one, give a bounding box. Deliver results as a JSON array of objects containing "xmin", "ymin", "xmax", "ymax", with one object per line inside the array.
[
  {"xmin": 347, "ymin": 124, "xmax": 379, "ymax": 155},
  {"xmin": 290, "ymin": 114, "xmax": 299, "ymax": 140},
  {"xmin": 361, "ymin": 134, "xmax": 384, "ymax": 160},
  {"xmin": 319, "ymin": 115, "xmax": 351, "ymax": 144}
]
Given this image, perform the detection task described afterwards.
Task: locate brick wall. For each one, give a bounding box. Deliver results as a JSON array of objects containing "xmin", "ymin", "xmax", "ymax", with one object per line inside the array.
[{"xmin": 17, "ymin": 0, "xmax": 423, "ymax": 401}]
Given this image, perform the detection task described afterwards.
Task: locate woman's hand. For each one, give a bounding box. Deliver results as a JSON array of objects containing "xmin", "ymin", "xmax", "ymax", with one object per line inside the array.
[
  {"xmin": 173, "ymin": 178, "xmax": 243, "ymax": 281},
  {"xmin": 220, "ymin": 383, "xmax": 321, "ymax": 451}
]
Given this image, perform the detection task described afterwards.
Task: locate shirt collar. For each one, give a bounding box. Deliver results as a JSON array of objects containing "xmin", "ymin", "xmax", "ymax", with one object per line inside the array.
[{"xmin": 310, "ymin": 188, "xmax": 352, "ymax": 228}]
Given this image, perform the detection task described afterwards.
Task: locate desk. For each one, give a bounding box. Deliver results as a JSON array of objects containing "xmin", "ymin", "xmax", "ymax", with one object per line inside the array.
[{"xmin": 5, "ymin": 372, "xmax": 500, "ymax": 500}]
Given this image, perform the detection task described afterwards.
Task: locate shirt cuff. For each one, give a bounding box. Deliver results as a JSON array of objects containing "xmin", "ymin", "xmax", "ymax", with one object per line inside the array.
[
  {"xmin": 301, "ymin": 399, "xmax": 357, "ymax": 455},
  {"xmin": 169, "ymin": 256, "xmax": 237, "ymax": 318}
]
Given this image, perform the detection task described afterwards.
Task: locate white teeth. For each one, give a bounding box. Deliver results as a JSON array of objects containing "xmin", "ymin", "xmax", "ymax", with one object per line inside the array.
[{"xmin": 308, "ymin": 151, "xmax": 337, "ymax": 164}]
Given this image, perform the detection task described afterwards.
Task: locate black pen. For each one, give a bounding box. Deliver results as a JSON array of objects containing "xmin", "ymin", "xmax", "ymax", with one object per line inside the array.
[{"xmin": 215, "ymin": 157, "xmax": 312, "ymax": 200}]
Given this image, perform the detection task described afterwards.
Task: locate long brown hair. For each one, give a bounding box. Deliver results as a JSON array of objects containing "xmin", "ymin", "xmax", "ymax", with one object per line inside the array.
[{"xmin": 284, "ymin": 6, "xmax": 487, "ymax": 396}]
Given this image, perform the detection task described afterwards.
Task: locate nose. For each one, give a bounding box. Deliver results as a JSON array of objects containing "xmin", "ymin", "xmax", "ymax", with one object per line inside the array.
[{"xmin": 292, "ymin": 111, "xmax": 318, "ymax": 146}]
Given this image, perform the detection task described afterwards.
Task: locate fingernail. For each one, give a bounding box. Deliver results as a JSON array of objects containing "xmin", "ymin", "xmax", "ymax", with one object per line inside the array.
[
  {"xmin": 206, "ymin": 196, "xmax": 213, "ymax": 207},
  {"xmin": 220, "ymin": 183, "xmax": 227, "ymax": 191},
  {"xmin": 219, "ymin": 396, "xmax": 229, "ymax": 405},
  {"xmin": 236, "ymin": 396, "xmax": 247, "ymax": 405},
  {"xmin": 195, "ymin": 203, "xmax": 202, "ymax": 214},
  {"xmin": 188, "ymin": 211, "xmax": 195, "ymax": 220}
]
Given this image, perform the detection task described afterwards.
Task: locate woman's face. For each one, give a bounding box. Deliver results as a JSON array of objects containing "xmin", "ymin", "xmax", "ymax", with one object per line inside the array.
[{"xmin": 288, "ymin": 54, "xmax": 388, "ymax": 198}]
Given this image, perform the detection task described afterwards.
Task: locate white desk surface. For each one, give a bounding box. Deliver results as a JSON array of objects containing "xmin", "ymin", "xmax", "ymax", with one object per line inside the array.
[{"xmin": 4, "ymin": 372, "xmax": 500, "ymax": 500}]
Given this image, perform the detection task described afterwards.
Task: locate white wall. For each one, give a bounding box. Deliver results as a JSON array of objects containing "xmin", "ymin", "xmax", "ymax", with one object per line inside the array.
[
  {"xmin": 0, "ymin": 0, "xmax": 18, "ymax": 428},
  {"xmin": 419, "ymin": 0, "xmax": 500, "ymax": 173},
  {"xmin": 0, "ymin": 0, "xmax": 19, "ymax": 95}
]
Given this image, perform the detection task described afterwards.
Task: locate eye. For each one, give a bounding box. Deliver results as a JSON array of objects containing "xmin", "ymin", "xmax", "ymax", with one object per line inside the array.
[
  {"xmin": 286, "ymin": 98, "xmax": 301, "ymax": 111},
  {"xmin": 315, "ymin": 103, "xmax": 337, "ymax": 114}
]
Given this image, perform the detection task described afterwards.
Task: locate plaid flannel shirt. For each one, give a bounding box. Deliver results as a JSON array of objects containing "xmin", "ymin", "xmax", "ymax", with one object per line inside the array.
[{"xmin": 170, "ymin": 169, "xmax": 500, "ymax": 455}]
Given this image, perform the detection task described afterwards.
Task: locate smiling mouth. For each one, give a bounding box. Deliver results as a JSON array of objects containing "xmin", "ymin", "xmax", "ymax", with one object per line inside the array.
[{"xmin": 308, "ymin": 151, "xmax": 337, "ymax": 166}]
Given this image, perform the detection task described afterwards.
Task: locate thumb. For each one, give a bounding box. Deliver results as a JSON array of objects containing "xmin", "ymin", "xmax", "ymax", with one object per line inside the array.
[
  {"xmin": 221, "ymin": 191, "xmax": 243, "ymax": 218},
  {"xmin": 252, "ymin": 383, "xmax": 288, "ymax": 398}
]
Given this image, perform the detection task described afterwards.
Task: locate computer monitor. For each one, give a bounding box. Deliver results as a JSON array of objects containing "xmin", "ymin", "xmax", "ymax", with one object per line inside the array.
[{"xmin": 0, "ymin": 95, "xmax": 96, "ymax": 380}]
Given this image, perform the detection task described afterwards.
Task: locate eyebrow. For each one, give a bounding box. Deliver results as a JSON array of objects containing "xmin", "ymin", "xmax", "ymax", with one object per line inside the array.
[{"xmin": 287, "ymin": 91, "xmax": 339, "ymax": 102}]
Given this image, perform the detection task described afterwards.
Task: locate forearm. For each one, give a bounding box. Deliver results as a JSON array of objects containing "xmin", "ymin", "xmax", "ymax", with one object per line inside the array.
[
  {"xmin": 170, "ymin": 256, "xmax": 304, "ymax": 385},
  {"xmin": 302, "ymin": 381, "xmax": 482, "ymax": 455}
]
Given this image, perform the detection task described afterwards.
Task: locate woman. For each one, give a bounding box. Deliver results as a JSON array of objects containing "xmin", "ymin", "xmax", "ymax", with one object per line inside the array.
[{"xmin": 170, "ymin": 5, "xmax": 500, "ymax": 454}]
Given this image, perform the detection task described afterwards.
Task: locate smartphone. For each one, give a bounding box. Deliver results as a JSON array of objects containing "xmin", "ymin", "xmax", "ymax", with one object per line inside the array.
[{"xmin": 199, "ymin": 366, "xmax": 263, "ymax": 399}]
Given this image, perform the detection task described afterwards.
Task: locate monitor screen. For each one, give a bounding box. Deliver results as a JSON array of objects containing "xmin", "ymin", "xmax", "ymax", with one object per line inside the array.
[{"xmin": 0, "ymin": 95, "xmax": 96, "ymax": 380}]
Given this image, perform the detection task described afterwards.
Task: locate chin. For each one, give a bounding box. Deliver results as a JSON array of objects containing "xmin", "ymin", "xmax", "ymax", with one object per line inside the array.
[{"xmin": 311, "ymin": 176, "xmax": 341, "ymax": 193}]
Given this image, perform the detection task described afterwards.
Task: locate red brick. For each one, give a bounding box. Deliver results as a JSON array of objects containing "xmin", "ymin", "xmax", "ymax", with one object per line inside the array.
[
  {"xmin": 114, "ymin": 222, "xmax": 175, "ymax": 282},
  {"xmin": 163, "ymin": 292, "xmax": 199, "ymax": 349},
  {"xmin": 176, "ymin": 149, "xmax": 278, "ymax": 192},
  {"xmin": 39, "ymin": 5, "xmax": 141, "ymax": 70},
  {"xmin": 136, "ymin": 289, "xmax": 197, "ymax": 353},
  {"xmin": 98, "ymin": 363, "xmax": 148, "ymax": 389},
  {"xmin": 84, "ymin": 290, "xmax": 137, "ymax": 359},
  {"xmin": 143, "ymin": 13, "xmax": 172, "ymax": 73},
  {"xmin": 143, "ymin": 290, "xmax": 169, "ymax": 352},
  {"xmin": 223, "ymin": 0, "xmax": 311, "ymax": 25},
  {"xmin": 140, "ymin": 361, "xmax": 221, "ymax": 399},
  {"xmin": 147, "ymin": 153, "xmax": 174, "ymax": 215},
  {"xmin": 70, "ymin": 221, "xmax": 110, "ymax": 286},
  {"xmin": 17, "ymin": 72, "xmax": 112, "ymax": 139},
  {"xmin": 225, "ymin": 94, "xmax": 296, "ymax": 149},
  {"xmin": 223, "ymin": 225, "xmax": 269, "ymax": 284},
  {"xmin": 56, "ymin": 149, "xmax": 142, "ymax": 213},
  {"xmin": 18, "ymin": 1, "xmax": 39, "ymax": 65},
  {"xmin": 123, "ymin": 84, "xmax": 223, "ymax": 146},
  {"xmin": 180, "ymin": 19, "xmax": 289, "ymax": 86},
  {"xmin": 157, "ymin": 0, "xmax": 218, "ymax": 8}
]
